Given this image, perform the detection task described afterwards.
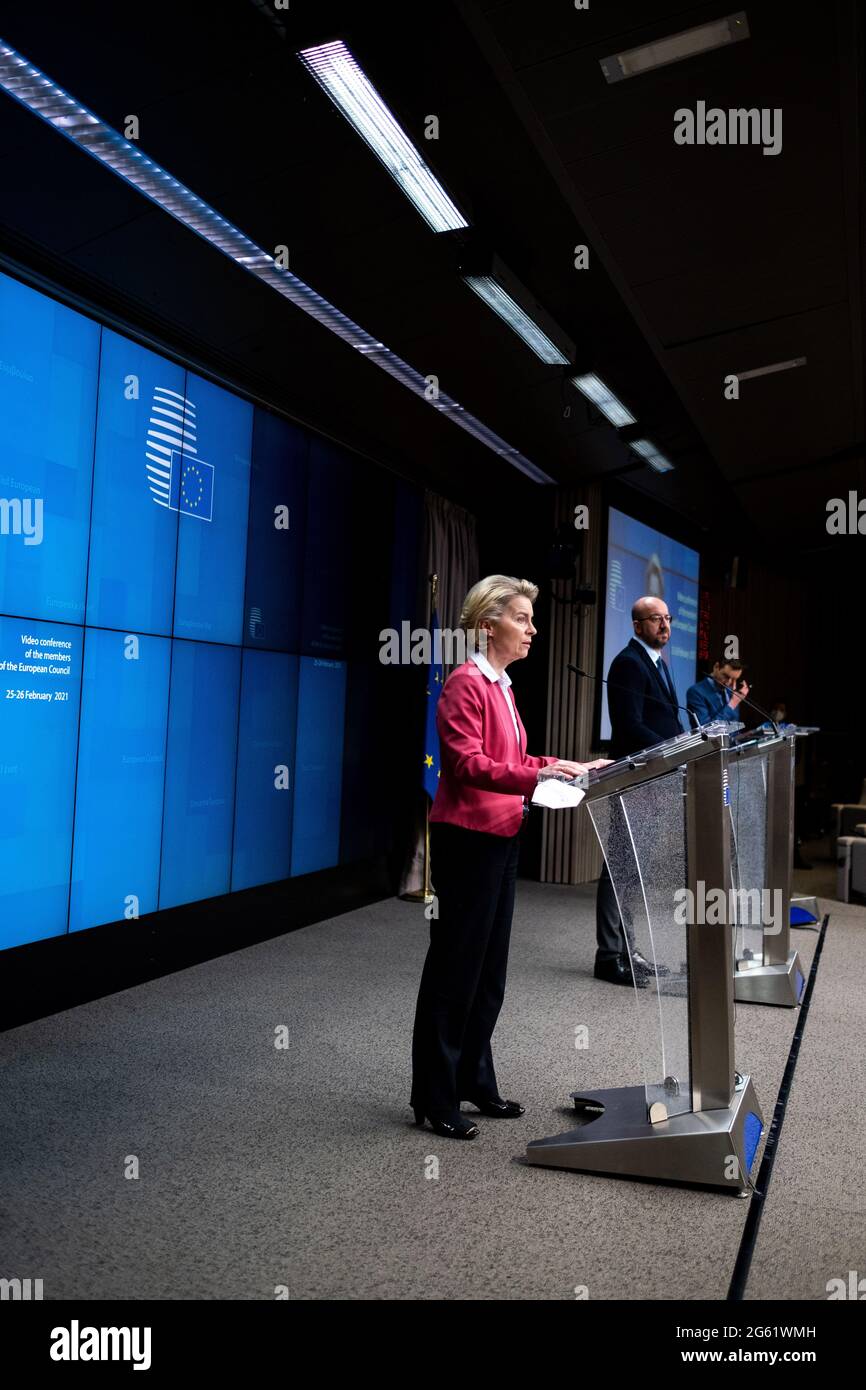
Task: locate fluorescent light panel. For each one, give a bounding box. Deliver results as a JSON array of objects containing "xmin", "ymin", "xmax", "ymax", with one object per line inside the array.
[
  {"xmin": 0, "ymin": 38, "xmax": 551, "ymax": 484},
  {"xmin": 464, "ymin": 276, "xmax": 570, "ymax": 365},
  {"xmin": 298, "ymin": 40, "xmax": 467, "ymax": 233},
  {"xmin": 571, "ymin": 373, "xmax": 635, "ymax": 427},
  {"xmin": 600, "ymin": 12, "xmax": 749, "ymax": 83},
  {"xmin": 630, "ymin": 438, "xmax": 675, "ymax": 473},
  {"xmin": 735, "ymin": 356, "xmax": 806, "ymax": 381}
]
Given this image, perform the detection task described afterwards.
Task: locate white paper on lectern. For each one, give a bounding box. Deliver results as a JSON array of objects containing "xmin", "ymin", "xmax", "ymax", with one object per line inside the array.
[{"xmin": 531, "ymin": 779, "xmax": 585, "ymax": 810}]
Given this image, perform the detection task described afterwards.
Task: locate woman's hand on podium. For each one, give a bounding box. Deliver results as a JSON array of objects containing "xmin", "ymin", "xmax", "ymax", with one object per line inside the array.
[{"xmin": 538, "ymin": 760, "xmax": 590, "ymax": 782}]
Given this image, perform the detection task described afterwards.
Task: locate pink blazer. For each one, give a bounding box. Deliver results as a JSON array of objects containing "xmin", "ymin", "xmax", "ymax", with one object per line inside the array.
[{"xmin": 429, "ymin": 661, "xmax": 556, "ymax": 836}]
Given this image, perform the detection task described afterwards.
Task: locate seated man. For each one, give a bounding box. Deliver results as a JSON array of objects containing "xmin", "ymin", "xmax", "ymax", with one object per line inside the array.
[{"xmin": 687, "ymin": 657, "xmax": 749, "ymax": 726}]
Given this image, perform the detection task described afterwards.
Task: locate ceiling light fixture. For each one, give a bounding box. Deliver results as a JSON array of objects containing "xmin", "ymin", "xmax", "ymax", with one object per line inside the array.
[
  {"xmin": 570, "ymin": 373, "xmax": 635, "ymax": 427},
  {"xmin": 600, "ymin": 12, "xmax": 749, "ymax": 84},
  {"xmin": 734, "ymin": 356, "xmax": 806, "ymax": 381},
  {"xmin": 298, "ymin": 39, "xmax": 468, "ymax": 233},
  {"xmin": 463, "ymin": 276, "xmax": 571, "ymax": 365},
  {"xmin": 0, "ymin": 37, "xmax": 551, "ymax": 483},
  {"xmin": 458, "ymin": 246, "xmax": 573, "ymax": 365},
  {"xmin": 629, "ymin": 439, "xmax": 675, "ymax": 473}
]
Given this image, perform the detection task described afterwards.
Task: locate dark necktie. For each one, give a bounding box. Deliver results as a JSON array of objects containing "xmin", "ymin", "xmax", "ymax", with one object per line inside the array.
[{"xmin": 659, "ymin": 659, "xmax": 677, "ymax": 705}]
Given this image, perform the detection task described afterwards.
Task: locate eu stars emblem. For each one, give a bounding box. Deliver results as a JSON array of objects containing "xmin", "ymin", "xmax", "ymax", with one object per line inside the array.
[{"xmin": 422, "ymin": 611, "xmax": 443, "ymax": 801}]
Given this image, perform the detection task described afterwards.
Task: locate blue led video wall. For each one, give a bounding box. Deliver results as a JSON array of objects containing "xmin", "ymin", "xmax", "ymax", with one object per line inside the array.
[{"xmin": 0, "ymin": 269, "xmax": 418, "ymax": 951}]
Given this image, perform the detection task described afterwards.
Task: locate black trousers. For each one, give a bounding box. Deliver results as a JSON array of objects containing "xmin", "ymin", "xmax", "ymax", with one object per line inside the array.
[
  {"xmin": 410, "ymin": 820, "xmax": 521, "ymax": 1122},
  {"xmin": 595, "ymin": 859, "xmax": 632, "ymax": 962},
  {"xmin": 594, "ymin": 793, "xmax": 638, "ymax": 963}
]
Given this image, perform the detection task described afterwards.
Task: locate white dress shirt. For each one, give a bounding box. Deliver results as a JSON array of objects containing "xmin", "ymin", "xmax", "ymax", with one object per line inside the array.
[
  {"xmin": 633, "ymin": 634, "xmax": 663, "ymax": 667},
  {"xmin": 634, "ymin": 635, "xmax": 681, "ymax": 719},
  {"xmin": 469, "ymin": 649, "xmax": 521, "ymax": 751}
]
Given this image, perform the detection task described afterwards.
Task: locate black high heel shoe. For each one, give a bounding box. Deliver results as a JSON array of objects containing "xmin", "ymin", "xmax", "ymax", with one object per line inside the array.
[
  {"xmin": 466, "ymin": 1096, "xmax": 525, "ymax": 1118},
  {"xmin": 412, "ymin": 1108, "xmax": 479, "ymax": 1140}
]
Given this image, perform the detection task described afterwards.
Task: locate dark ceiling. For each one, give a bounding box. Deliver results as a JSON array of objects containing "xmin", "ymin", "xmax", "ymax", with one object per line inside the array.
[{"xmin": 0, "ymin": 0, "xmax": 863, "ymax": 552}]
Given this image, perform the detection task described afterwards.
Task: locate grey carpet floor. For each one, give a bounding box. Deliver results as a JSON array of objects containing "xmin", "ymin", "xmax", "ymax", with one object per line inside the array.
[
  {"xmin": 744, "ymin": 890, "xmax": 866, "ymax": 1300},
  {"xmin": 0, "ymin": 863, "xmax": 861, "ymax": 1300}
]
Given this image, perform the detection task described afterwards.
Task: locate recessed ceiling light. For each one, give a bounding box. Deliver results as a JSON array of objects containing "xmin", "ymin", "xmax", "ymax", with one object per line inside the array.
[
  {"xmin": 570, "ymin": 373, "xmax": 635, "ymax": 427},
  {"xmin": 630, "ymin": 439, "xmax": 675, "ymax": 473},
  {"xmin": 600, "ymin": 12, "xmax": 749, "ymax": 84},
  {"xmin": 463, "ymin": 276, "xmax": 571, "ymax": 365},
  {"xmin": 298, "ymin": 40, "xmax": 468, "ymax": 233},
  {"xmin": 734, "ymin": 356, "xmax": 806, "ymax": 381}
]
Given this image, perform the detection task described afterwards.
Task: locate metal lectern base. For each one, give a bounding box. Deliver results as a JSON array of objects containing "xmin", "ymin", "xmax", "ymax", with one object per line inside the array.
[
  {"xmin": 734, "ymin": 950, "xmax": 804, "ymax": 1007},
  {"xmin": 525, "ymin": 1077, "xmax": 763, "ymax": 1193}
]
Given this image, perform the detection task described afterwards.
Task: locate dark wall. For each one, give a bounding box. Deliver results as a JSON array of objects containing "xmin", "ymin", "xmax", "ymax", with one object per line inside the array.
[
  {"xmin": 695, "ymin": 539, "xmax": 862, "ymax": 818},
  {"xmin": 477, "ymin": 481, "xmax": 558, "ymax": 878},
  {"xmin": 700, "ymin": 551, "xmax": 807, "ymax": 725}
]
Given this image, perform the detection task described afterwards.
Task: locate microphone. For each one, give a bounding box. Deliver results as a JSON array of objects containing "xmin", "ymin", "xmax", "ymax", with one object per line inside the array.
[
  {"xmin": 568, "ymin": 663, "xmax": 700, "ymax": 733},
  {"xmin": 705, "ymin": 672, "xmax": 779, "ymax": 735}
]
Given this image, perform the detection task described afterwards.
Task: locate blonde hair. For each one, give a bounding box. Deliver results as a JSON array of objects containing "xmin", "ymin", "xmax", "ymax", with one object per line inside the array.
[{"xmin": 460, "ymin": 575, "xmax": 539, "ymax": 637}]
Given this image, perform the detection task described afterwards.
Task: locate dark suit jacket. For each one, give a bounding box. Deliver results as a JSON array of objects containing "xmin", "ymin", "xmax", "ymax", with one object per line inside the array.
[
  {"xmin": 686, "ymin": 674, "xmax": 740, "ymax": 726},
  {"xmin": 607, "ymin": 638, "xmax": 684, "ymax": 759}
]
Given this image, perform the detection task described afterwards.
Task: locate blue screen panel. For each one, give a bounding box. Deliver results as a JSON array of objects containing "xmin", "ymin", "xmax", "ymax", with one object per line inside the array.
[
  {"xmin": 602, "ymin": 507, "xmax": 700, "ymax": 740},
  {"xmin": 173, "ymin": 373, "xmax": 252, "ymax": 646},
  {"xmin": 291, "ymin": 656, "xmax": 346, "ymax": 876},
  {"xmin": 243, "ymin": 410, "xmax": 308, "ymax": 652},
  {"xmin": 86, "ymin": 330, "xmax": 184, "ymax": 635},
  {"xmin": 0, "ymin": 271, "xmax": 98, "ymax": 624},
  {"xmin": 232, "ymin": 649, "xmax": 298, "ymax": 891},
  {"xmin": 159, "ymin": 640, "xmax": 241, "ymax": 909},
  {"xmin": 69, "ymin": 628, "xmax": 171, "ymax": 932},
  {"xmin": 0, "ymin": 615, "xmax": 82, "ymax": 947},
  {"xmin": 300, "ymin": 439, "xmax": 353, "ymax": 658}
]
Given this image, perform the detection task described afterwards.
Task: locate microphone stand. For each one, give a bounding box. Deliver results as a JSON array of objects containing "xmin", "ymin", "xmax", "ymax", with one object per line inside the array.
[
  {"xmin": 705, "ymin": 673, "xmax": 780, "ymax": 735},
  {"xmin": 567, "ymin": 663, "xmax": 700, "ymax": 733}
]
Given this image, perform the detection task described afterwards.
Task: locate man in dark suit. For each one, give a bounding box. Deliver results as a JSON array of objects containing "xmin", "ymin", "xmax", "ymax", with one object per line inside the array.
[
  {"xmin": 594, "ymin": 595, "xmax": 684, "ymax": 986},
  {"xmin": 687, "ymin": 658, "xmax": 748, "ymax": 726}
]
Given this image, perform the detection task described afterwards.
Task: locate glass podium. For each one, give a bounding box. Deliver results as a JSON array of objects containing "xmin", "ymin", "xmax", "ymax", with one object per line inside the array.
[
  {"xmin": 784, "ymin": 725, "xmax": 821, "ymax": 931},
  {"xmin": 727, "ymin": 726, "xmax": 811, "ymax": 1006},
  {"xmin": 525, "ymin": 724, "xmax": 764, "ymax": 1193}
]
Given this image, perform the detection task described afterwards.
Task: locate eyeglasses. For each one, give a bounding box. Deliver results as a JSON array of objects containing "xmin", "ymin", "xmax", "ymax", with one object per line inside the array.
[{"xmin": 638, "ymin": 614, "xmax": 673, "ymax": 626}]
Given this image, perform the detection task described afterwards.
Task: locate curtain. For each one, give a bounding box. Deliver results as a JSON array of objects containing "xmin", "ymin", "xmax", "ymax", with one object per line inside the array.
[{"xmin": 398, "ymin": 491, "xmax": 479, "ymax": 896}]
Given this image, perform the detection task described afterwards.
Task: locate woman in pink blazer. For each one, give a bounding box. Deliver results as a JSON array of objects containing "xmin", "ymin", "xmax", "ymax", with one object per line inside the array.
[{"xmin": 410, "ymin": 574, "xmax": 605, "ymax": 1139}]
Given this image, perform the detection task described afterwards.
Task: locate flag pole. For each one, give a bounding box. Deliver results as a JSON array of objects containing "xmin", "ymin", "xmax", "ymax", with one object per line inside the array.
[
  {"xmin": 423, "ymin": 572, "xmax": 438, "ymax": 905},
  {"xmin": 401, "ymin": 571, "xmax": 438, "ymax": 905}
]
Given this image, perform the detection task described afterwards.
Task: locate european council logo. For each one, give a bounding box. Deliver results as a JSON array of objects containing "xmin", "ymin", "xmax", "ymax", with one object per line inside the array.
[{"xmin": 145, "ymin": 386, "xmax": 214, "ymax": 521}]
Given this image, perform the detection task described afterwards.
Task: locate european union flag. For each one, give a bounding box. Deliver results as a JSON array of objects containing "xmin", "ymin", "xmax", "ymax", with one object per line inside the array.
[
  {"xmin": 422, "ymin": 609, "xmax": 443, "ymax": 801},
  {"xmin": 169, "ymin": 449, "xmax": 214, "ymax": 521}
]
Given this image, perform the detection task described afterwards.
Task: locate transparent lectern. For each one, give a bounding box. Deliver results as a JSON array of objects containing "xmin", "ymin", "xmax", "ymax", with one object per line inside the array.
[
  {"xmin": 727, "ymin": 727, "xmax": 807, "ymax": 1007},
  {"xmin": 525, "ymin": 725, "xmax": 764, "ymax": 1193}
]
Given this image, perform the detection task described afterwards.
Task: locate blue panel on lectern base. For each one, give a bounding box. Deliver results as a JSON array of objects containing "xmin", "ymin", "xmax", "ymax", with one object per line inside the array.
[
  {"xmin": 796, "ymin": 970, "xmax": 805, "ymax": 1001},
  {"xmin": 744, "ymin": 1111, "xmax": 763, "ymax": 1174},
  {"xmin": 790, "ymin": 904, "xmax": 818, "ymax": 926}
]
